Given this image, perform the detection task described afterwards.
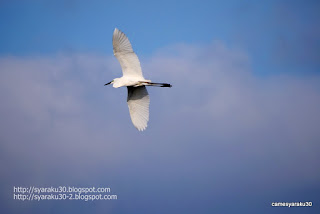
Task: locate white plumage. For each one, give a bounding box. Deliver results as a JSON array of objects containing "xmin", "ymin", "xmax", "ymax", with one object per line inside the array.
[
  {"xmin": 112, "ymin": 28, "xmax": 144, "ymax": 78},
  {"xmin": 127, "ymin": 86, "xmax": 149, "ymax": 131},
  {"xmin": 105, "ymin": 28, "xmax": 172, "ymax": 131}
]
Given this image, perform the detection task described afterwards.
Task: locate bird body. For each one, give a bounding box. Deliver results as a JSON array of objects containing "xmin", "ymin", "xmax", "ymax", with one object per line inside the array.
[
  {"xmin": 105, "ymin": 28, "xmax": 171, "ymax": 131},
  {"xmin": 111, "ymin": 76, "xmax": 151, "ymax": 88}
]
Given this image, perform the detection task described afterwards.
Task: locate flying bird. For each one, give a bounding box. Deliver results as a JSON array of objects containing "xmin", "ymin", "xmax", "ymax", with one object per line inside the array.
[{"xmin": 105, "ymin": 28, "xmax": 172, "ymax": 131}]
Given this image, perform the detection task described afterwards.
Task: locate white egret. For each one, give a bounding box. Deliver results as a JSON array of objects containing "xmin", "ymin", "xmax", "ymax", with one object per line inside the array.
[{"xmin": 105, "ymin": 28, "xmax": 172, "ymax": 131}]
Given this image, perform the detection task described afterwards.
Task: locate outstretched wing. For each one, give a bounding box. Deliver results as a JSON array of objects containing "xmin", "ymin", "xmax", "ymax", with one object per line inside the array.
[
  {"xmin": 127, "ymin": 86, "xmax": 150, "ymax": 131},
  {"xmin": 113, "ymin": 28, "xmax": 143, "ymax": 78}
]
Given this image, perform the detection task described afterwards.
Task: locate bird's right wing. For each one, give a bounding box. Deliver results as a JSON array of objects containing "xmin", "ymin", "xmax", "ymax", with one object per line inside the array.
[
  {"xmin": 127, "ymin": 86, "xmax": 150, "ymax": 131},
  {"xmin": 113, "ymin": 28, "xmax": 143, "ymax": 78}
]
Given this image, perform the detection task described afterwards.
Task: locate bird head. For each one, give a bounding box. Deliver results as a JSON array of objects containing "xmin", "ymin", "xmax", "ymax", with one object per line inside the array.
[{"xmin": 104, "ymin": 78, "xmax": 122, "ymax": 88}]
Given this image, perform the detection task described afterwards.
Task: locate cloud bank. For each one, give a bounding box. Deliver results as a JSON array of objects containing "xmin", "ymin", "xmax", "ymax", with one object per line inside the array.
[{"xmin": 1, "ymin": 42, "xmax": 320, "ymax": 213}]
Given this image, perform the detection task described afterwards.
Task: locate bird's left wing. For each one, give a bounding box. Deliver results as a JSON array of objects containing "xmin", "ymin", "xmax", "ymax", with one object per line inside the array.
[
  {"xmin": 127, "ymin": 86, "xmax": 150, "ymax": 131},
  {"xmin": 113, "ymin": 28, "xmax": 144, "ymax": 78}
]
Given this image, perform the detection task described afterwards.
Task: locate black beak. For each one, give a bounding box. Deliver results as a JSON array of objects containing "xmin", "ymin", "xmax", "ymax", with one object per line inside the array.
[{"xmin": 104, "ymin": 81, "xmax": 112, "ymax": 86}]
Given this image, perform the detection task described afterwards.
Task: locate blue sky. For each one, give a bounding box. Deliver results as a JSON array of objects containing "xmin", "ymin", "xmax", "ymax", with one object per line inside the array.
[
  {"xmin": 1, "ymin": 0, "xmax": 320, "ymax": 214},
  {"xmin": 2, "ymin": 0, "xmax": 319, "ymax": 74}
]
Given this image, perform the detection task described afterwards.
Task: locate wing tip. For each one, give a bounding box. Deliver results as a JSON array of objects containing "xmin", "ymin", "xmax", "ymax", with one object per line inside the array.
[
  {"xmin": 136, "ymin": 125, "xmax": 147, "ymax": 131},
  {"xmin": 113, "ymin": 28, "xmax": 119, "ymax": 36}
]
